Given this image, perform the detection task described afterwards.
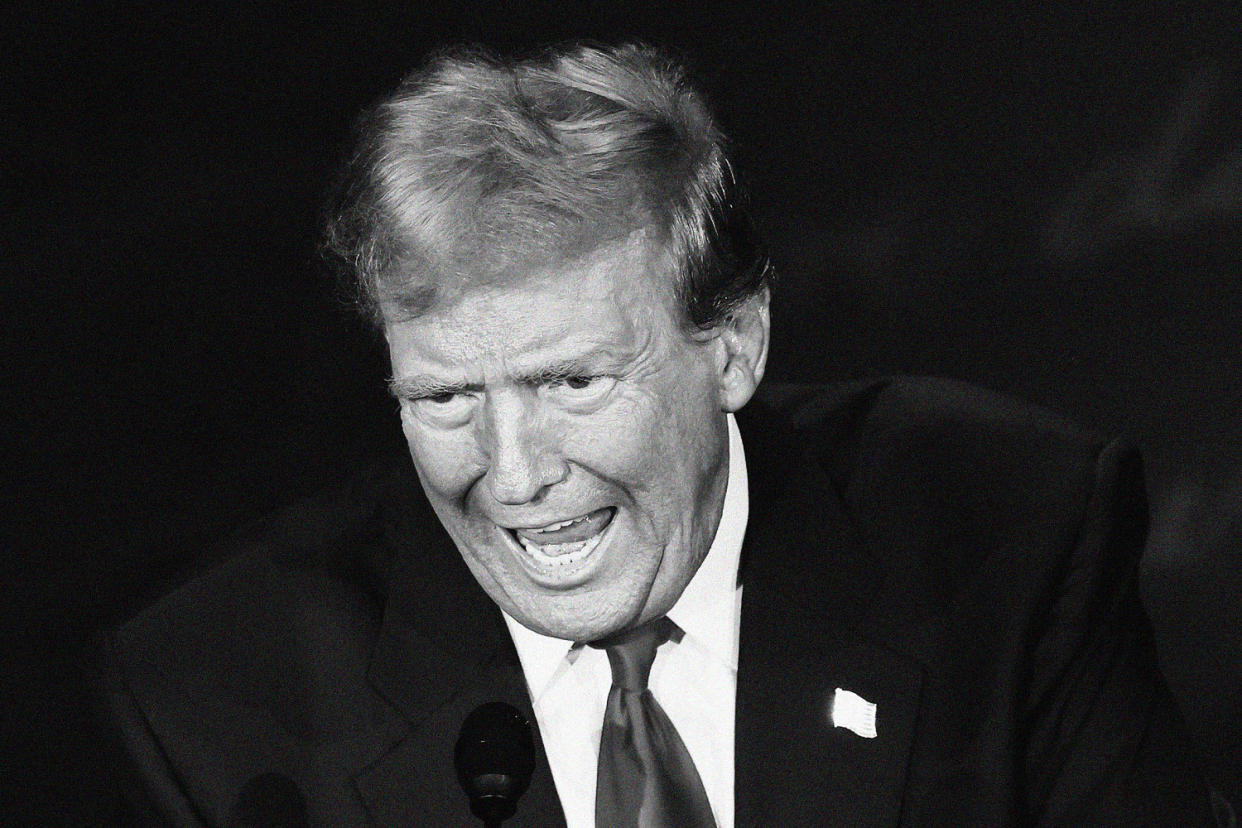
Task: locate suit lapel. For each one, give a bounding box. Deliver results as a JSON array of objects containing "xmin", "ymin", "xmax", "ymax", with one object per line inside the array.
[
  {"xmin": 735, "ymin": 587, "xmax": 924, "ymax": 827},
  {"xmin": 354, "ymin": 512, "xmax": 566, "ymax": 827},
  {"xmin": 734, "ymin": 393, "xmax": 925, "ymax": 827}
]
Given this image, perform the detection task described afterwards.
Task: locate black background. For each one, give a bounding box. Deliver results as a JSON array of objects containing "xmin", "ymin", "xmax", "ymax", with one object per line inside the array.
[{"xmin": 6, "ymin": 2, "xmax": 1242, "ymax": 821}]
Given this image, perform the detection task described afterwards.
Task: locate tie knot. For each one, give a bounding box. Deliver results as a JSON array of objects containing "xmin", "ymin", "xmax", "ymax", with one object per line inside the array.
[{"xmin": 591, "ymin": 617, "xmax": 676, "ymax": 692}]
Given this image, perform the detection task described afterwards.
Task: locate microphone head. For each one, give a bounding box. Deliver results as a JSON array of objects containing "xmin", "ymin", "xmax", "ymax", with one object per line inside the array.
[
  {"xmin": 228, "ymin": 772, "xmax": 308, "ymax": 828},
  {"xmin": 454, "ymin": 702, "xmax": 536, "ymax": 823}
]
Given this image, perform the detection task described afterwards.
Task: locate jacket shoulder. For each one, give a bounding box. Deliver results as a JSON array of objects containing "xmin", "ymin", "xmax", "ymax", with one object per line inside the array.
[
  {"xmin": 106, "ymin": 542, "xmax": 385, "ymax": 730},
  {"xmin": 761, "ymin": 375, "xmax": 1107, "ymax": 463},
  {"xmin": 104, "ymin": 456, "xmax": 429, "ymax": 715},
  {"xmin": 93, "ymin": 457, "xmax": 434, "ymax": 823},
  {"xmin": 757, "ymin": 376, "xmax": 1142, "ymax": 573}
]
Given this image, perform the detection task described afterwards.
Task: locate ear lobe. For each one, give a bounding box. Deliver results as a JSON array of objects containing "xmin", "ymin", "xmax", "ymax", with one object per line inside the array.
[{"xmin": 715, "ymin": 288, "xmax": 771, "ymax": 412}]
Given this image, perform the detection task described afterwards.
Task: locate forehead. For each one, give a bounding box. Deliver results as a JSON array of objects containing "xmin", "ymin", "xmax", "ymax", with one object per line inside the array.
[{"xmin": 384, "ymin": 230, "xmax": 682, "ymax": 370}]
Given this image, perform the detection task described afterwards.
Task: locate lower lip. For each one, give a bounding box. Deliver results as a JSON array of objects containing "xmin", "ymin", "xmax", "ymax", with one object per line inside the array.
[{"xmin": 508, "ymin": 512, "xmax": 614, "ymax": 587}]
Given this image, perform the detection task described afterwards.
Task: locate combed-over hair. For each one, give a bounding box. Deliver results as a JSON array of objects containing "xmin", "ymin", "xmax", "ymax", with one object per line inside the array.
[{"xmin": 323, "ymin": 42, "xmax": 772, "ymax": 329}]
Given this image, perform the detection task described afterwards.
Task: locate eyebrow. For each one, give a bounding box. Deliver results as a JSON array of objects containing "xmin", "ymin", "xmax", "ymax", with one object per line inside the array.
[
  {"xmin": 387, "ymin": 357, "xmax": 613, "ymax": 400},
  {"xmin": 519, "ymin": 358, "xmax": 603, "ymax": 385},
  {"xmin": 387, "ymin": 376, "xmax": 478, "ymax": 400}
]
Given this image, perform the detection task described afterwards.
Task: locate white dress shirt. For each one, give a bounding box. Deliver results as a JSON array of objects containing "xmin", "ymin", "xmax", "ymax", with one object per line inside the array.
[{"xmin": 503, "ymin": 413, "xmax": 748, "ymax": 828}]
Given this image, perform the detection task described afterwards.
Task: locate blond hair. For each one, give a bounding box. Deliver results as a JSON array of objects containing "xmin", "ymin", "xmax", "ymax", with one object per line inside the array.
[{"xmin": 324, "ymin": 42, "xmax": 771, "ymax": 328}]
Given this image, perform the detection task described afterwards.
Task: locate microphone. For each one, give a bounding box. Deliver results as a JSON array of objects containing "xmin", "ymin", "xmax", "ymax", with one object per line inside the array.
[
  {"xmin": 454, "ymin": 702, "xmax": 536, "ymax": 827},
  {"xmin": 228, "ymin": 772, "xmax": 308, "ymax": 828}
]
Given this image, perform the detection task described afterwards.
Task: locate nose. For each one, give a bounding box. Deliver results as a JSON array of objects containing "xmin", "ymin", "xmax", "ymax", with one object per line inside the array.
[{"xmin": 480, "ymin": 391, "xmax": 567, "ymax": 505}]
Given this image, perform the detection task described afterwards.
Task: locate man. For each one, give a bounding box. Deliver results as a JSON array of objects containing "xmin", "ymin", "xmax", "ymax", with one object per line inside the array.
[{"xmin": 97, "ymin": 43, "xmax": 1216, "ymax": 825}]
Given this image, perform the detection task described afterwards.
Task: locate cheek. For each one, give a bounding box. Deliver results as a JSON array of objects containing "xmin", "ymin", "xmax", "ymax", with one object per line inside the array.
[
  {"xmin": 642, "ymin": 369, "xmax": 720, "ymax": 453},
  {"xmin": 567, "ymin": 385, "xmax": 715, "ymax": 493},
  {"xmin": 401, "ymin": 414, "xmax": 479, "ymax": 499},
  {"xmin": 565, "ymin": 393, "xmax": 665, "ymax": 474}
]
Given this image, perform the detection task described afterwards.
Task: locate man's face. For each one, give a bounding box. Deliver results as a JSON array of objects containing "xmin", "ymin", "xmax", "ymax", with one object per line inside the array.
[{"xmin": 385, "ymin": 231, "xmax": 754, "ymax": 641}]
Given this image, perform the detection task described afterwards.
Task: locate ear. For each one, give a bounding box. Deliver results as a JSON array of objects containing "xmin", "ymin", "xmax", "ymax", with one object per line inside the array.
[{"xmin": 711, "ymin": 287, "xmax": 770, "ymax": 412}]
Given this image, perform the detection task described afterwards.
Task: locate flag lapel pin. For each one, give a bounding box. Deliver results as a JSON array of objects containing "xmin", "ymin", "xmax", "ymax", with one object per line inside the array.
[{"xmin": 831, "ymin": 687, "xmax": 878, "ymax": 738}]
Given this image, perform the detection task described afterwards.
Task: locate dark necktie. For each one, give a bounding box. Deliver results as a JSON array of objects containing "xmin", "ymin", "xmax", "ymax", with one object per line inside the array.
[{"xmin": 592, "ymin": 617, "xmax": 717, "ymax": 828}]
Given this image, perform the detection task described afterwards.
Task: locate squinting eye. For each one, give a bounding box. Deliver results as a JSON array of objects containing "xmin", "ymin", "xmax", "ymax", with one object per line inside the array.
[
  {"xmin": 402, "ymin": 392, "xmax": 474, "ymax": 427},
  {"xmin": 545, "ymin": 375, "xmax": 616, "ymax": 400}
]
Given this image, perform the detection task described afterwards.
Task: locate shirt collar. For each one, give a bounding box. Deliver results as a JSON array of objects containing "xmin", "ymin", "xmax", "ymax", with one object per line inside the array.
[
  {"xmin": 504, "ymin": 413, "xmax": 749, "ymax": 699},
  {"xmin": 665, "ymin": 412, "xmax": 747, "ymax": 670}
]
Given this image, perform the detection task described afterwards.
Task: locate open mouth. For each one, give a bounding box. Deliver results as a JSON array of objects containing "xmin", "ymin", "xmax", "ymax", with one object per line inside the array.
[{"xmin": 506, "ymin": 507, "xmax": 615, "ymax": 569}]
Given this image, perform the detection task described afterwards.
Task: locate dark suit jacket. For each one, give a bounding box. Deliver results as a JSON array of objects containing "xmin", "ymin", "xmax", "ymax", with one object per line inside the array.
[{"xmin": 95, "ymin": 377, "xmax": 1215, "ymax": 826}]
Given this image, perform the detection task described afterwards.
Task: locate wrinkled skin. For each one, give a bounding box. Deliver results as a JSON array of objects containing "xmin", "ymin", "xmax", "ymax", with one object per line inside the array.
[{"xmin": 385, "ymin": 230, "xmax": 769, "ymax": 642}]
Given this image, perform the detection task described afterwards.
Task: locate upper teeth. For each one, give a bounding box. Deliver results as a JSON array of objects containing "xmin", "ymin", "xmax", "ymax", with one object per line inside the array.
[{"xmin": 529, "ymin": 514, "xmax": 589, "ymax": 534}]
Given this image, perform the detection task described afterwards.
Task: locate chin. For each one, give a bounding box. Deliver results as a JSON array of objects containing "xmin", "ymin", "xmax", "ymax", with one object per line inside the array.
[{"xmin": 515, "ymin": 592, "xmax": 647, "ymax": 642}]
